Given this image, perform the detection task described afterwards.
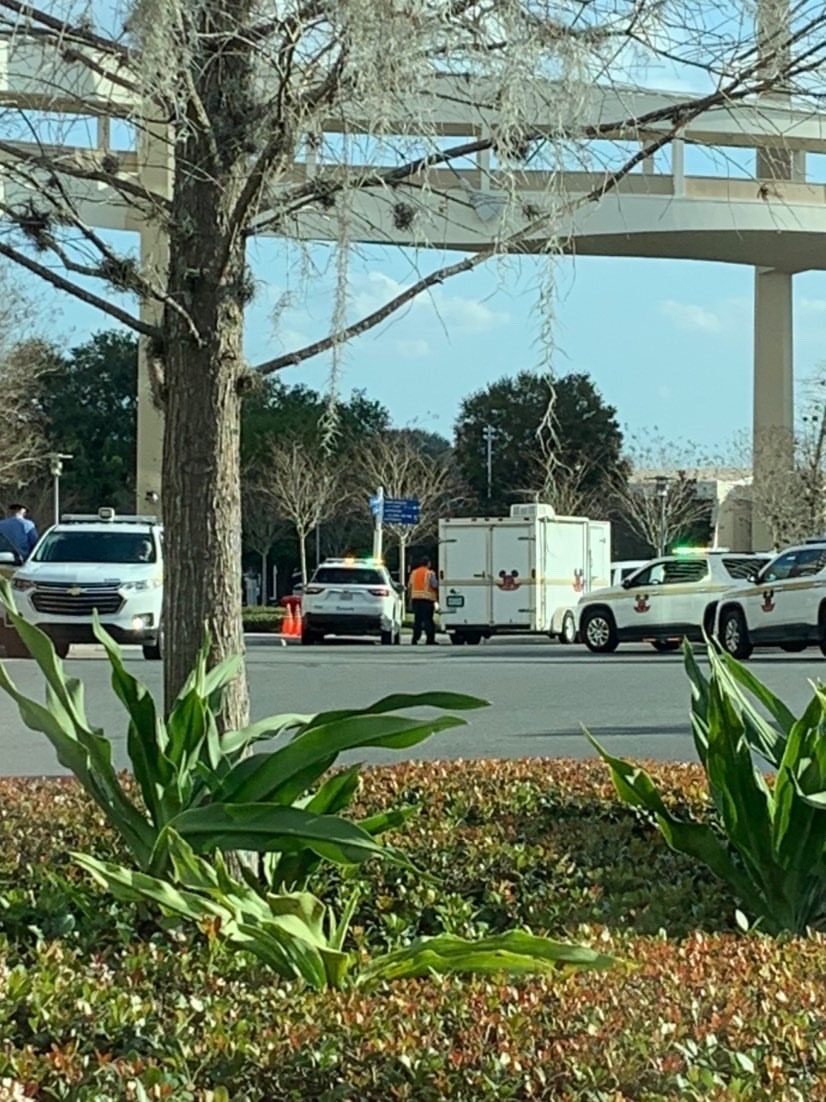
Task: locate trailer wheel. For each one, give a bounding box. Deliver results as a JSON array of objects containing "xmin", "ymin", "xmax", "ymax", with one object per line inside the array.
[
  {"xmin": 559, "ymin": 611, "xmax": 577, "ymax": 645},
  {"xmin": 449, "ymin": 632, "xmax": 466, "ymax": 646}
]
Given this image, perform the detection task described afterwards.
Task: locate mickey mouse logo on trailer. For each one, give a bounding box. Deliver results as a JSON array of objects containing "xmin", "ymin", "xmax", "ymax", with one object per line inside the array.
[
  {"xmin": 573, "ymin": 568, "xmax": 585, "ymax": 593},
  {"xmin": 497, "ymin": 569, "xmax": 520, "ymax": 591}
]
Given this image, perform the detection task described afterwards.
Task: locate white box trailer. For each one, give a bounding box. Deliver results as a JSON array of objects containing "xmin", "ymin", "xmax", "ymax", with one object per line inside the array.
[{"xmin": 437, "ymin": 504, "xmax": 611, "ymax": 645}]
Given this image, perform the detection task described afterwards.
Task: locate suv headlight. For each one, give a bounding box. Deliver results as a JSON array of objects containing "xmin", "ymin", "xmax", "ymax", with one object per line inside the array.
[
  {"xmin": 12, "ymin": 577, "xmax": 34, "ymax": 591},
  {"xmin": 120, "ymin": 576, "xmax": 163, "ymax": 592}
]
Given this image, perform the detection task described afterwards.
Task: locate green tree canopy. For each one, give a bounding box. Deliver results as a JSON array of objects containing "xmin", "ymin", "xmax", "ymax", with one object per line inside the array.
[
  {"xmin": 454, "ymin": 371, "xmax": 624, "ymax": 516},
  {"xmin": 242, "ymin": 380, "xmax": 390, "ymax": 470},
  {"xmin": 38, "ymin": 331, "xmax": 137, "ymax": 514}
]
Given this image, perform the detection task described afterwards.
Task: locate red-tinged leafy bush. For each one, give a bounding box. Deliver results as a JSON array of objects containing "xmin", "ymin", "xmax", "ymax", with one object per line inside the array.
[{"xmin": 2, "ymin": 760, "xmax": 826, "ymax": 1100}]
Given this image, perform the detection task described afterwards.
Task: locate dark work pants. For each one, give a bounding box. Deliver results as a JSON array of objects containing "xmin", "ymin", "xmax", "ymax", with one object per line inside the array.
[{"xmin": 411, "ymin": 599, "xmax": 436, "ymax": 644}]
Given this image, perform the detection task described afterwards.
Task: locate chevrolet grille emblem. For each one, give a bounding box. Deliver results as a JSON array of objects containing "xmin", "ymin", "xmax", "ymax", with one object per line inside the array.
[{"xmin": 67, "ymin": 586, "xmax": 84, "ymax": 596}]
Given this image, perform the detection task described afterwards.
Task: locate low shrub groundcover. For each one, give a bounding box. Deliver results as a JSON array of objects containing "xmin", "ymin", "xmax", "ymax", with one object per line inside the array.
[{"xmin": 1, "ymin": 761, "xmax": 825, "ymax": 1101}]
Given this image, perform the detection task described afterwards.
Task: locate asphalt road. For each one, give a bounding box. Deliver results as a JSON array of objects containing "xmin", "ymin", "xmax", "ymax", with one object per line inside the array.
[{"xmin": 1, "ymin": 634, "xmax": 822, "ymax": 777}]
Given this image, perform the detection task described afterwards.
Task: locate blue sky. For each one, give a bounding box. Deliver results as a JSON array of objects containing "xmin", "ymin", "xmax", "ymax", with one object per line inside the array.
[
  {"xmin": 40, "ymin": 238, "xmax": 826, "ymax": 459},
  {"xmin": 12, "ymin": 4, "xmax": 826, "ymax": 462}
]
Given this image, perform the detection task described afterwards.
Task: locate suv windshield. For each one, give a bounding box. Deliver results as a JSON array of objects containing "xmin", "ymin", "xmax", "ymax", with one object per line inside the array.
[
  {"xmin": 313, "ymin": 567, "xmax": 385, "ymax": 586},
  {"xmin": 32, "ymin": 531, "xmax": 157, "ymax": 564}
]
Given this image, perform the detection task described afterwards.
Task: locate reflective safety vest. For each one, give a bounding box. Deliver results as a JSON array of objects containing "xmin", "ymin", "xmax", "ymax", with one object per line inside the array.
[{"xmin": 409, "ymin": 565, "xmax": 437, "ymax": 601}]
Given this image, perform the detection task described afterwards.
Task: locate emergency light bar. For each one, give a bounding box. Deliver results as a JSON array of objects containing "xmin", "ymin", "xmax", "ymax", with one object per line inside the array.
[{"xmin": 60, "ymin": 508, "xmax": 160, "ymax": 525}]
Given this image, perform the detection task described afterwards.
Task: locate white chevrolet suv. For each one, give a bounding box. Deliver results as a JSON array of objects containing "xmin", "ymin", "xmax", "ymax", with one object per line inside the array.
[
  {"xmin": 714, "ymin": 539, "xmax": 826, "ymax": 659},
  {"xmin": 8, "ymin": 508, "xmax": 163, "ymax": 660},
  {"xmin": 576, "ymin": 549, "xmax": 768, "ymax": 654},
  {"xmin": 301, "ymin": 558, "xmax": 404, "ymax": 645}
]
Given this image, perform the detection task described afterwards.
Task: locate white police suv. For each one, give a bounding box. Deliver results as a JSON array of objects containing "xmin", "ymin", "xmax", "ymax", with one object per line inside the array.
[
  {"xmin": 301, "ymin": 557, "xmax": 404, "ymax": 645},
  {"xmin": 8, "ymin": 508, "xmax": 163, "ymax": 659},
  {"xmin": 576, "ymin": 549, "xmax": 768, "ymax": 654},
  {"xmin": 714, "ymin": 539, "xmax": 826, "ymax": 659}
]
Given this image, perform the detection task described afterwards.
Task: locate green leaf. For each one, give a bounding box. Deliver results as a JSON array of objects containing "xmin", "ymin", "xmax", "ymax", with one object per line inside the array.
[
  {"xmin": 73, "ymin": 851, "xmax": 334, "ymax": 989},
  {"xmin": 711, "ymin": 647, "xmax": 790, "ymax": 767},
  {"xmin": 220, "ymin": 712, "xmax": 470, "ymax": 805},
  {"xmin": 220, "ymin": 713, "xmax": 315, "ymax": 757},
  {"xmin": 0, "ymin": 642, "xmax": 153, "ymax": 867},
  {"xmin": 94, "ymin": 618, "xmax": 172, "ymax": 827},
  {"xmin": 302, "ymin": 691, "xmax": 489, "ymax": 729},
  {"xmin": 586, "ymin": 730, "xmax": 766, "ymax": 918},
  {"xmin": 162, "ymin": 802, "xmax": 402, "ymax": 870},
  {"xmin": 359, "ymin": 930, "xmax": 614, "ymax": 985}
]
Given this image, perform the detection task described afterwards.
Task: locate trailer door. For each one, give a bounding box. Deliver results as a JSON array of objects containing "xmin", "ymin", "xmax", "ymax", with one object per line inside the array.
[
  {"xmin": 491, "ymin": 524, "xmax": 534, "ymax": 627},
  {"xmin": 439, "ymin": 523, "xmax": 491, "ymax": 626}
]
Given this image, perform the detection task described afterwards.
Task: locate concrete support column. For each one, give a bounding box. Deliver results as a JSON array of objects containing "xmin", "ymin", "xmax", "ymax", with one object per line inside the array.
[
  {"xmin": 752, "ymin": 267, "xmax": 794, "ymax": 549},
  {"xmin": 751, "ymin": 0, "xmax": 794, "ymax": 551},
  {"xmin": 135, "ymin": 118, "xmax": 172, "ymax": 518}
]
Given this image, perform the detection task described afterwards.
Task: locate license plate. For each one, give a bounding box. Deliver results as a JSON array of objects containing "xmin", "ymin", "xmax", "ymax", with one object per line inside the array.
[
  {"xmin": 338, "ymin": 591, "xmax": 353, "ymax": 601},
  {"xmin": 446, "ymin": 594, "xmax": 465, "ymax": 608}
]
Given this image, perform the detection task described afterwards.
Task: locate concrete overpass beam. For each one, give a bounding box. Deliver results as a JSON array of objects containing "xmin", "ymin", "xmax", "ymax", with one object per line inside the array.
[{"xmin": 752, "ymin": 266, "xmax": 794, "ymax": 550}]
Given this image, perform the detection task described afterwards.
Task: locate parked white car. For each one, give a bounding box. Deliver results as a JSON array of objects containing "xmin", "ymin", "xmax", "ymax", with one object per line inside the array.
[
  {"xmin": 576, "ymin": 549, "xmax": 769, "ymax": 654},
  {"xmin": 301, "ymin": 558, "xmax": 404, "ymax": 645},
  {"xmin": 8, "ymin": 508, "xmax": 163, "ymax": 659},
  {"xmin": 714, "ymin": 539, "xmax": 826, "ymax": 659}
]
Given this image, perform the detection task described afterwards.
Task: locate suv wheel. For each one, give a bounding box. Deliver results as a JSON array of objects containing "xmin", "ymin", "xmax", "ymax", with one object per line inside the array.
[
  {"xmin": 581, "ymin": 609, "xmax": 618, "ymax": 654},
  {"xmin": 719, "ymin": 607, "xmax": 753, "ymax": 660},
  {"xmin": 143, "ymin": 627, "xmax": 163, "ymax": 661},
  {"xmin": 0, "ymin": 625, "xmax": 30, "ymax": 658},
  {"xmin": 651, "ymin": 639, "xmax": 681, "ymax": 653}
]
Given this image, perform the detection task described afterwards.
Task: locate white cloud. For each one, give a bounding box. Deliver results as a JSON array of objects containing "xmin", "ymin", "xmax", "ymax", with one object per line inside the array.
[
  {"xmin": 393, "ymin": 337, "xmax": 431, "ymax": 358},
  {"xmin": 351, "ymin": 270, "xmax": 510, "ymax": 333},
  {"xmin": 799, "ymin": 297, "xmax": 826, "ymax": 317},
  {"xmin": 658, "ymin": 299, "xmax": 723, "ymax": 333}
]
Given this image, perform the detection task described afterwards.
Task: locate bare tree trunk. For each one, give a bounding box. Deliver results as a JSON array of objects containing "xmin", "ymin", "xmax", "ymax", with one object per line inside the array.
[
  {"xmin": 161, "ymin": 1, "xmax": 254, "ymax": 728},
  {"xmin": 260, "ymin": 552, "xmax": 267, "ymax": 603},
  {"xmin": 298, "ymin": 530, "xmax": 309, "ymax": 587},
  {"xmin": 164, "ymin": 311, "xmax": 248, "ymax": 726}
]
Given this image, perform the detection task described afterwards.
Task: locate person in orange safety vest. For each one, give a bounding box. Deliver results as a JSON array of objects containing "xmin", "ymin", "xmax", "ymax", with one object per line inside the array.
[{"xmin": 408, "ymin": 556, "xmax": 438, "ymax": 645}]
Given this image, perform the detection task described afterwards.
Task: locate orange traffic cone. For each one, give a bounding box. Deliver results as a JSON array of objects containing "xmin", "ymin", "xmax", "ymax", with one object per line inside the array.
[
  {"xmin": 282, "ymin": 604, "xmax": 294, "ymax": 636},
  {"xmin": 293, "ymin": 603, "xmax": 303, "ymax": 637}
]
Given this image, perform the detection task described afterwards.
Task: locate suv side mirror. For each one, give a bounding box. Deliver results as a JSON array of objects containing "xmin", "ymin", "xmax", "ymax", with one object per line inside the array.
[{"xmin": 0, "ymin": 551, "xmax": 17, "ymax": 565}]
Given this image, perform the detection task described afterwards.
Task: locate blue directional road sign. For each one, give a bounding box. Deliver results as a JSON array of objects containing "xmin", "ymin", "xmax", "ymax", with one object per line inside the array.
[
  {"xmin": 381, "ymin": 497, "xmax": 420, "ymax": 525},
  {"xmin": 369, "ymin": 494, "xmax": 383, "ymax": 518}
]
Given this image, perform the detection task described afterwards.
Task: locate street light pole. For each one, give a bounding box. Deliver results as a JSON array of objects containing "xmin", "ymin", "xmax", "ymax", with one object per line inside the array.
[
  {"xmin": 654, "ymin": 475, "xmax": 669, "ymax": 556},
  {"xmin": 482, "ymin": 425, "xmax": 495, "ymax": 501},
  {"xmin": 49, "ymin": 453, "xmax": 73, "ymax": 525}
]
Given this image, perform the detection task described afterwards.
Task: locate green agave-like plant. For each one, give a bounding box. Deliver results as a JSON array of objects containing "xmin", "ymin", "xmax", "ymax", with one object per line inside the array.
[
  {"xmin": 588, "ymin": 642, "xmax": 826, "ymax": 934},
  {"xmin": 0, "ymin": 578, "xmax": 481, "ymax": 883},
  {"xmin": 76, "ymin": 833, "xmax": 614, "ymax": 990},
  {"xmin": 0, "ymin": 579, "xmax": 615, "ymax": 986}
]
